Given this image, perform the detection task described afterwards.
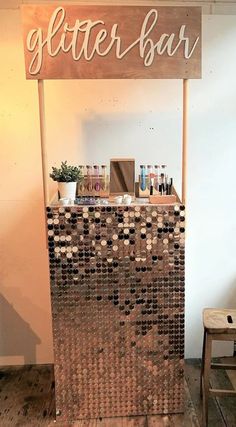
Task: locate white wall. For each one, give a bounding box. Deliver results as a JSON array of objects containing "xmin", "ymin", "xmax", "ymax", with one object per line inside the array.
[
  {"xmin": 187, "ymin": 15, "xmax": 236, "ymax": 356},
  {"xmin": 0, "ymin": 9, "xmax": 236, "ymax": 364}
]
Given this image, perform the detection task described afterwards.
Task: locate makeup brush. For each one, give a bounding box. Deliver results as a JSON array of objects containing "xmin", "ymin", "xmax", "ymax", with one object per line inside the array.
[{"xmin": 149, "ymin": 173, "xmax": 155, "ymax": 195}]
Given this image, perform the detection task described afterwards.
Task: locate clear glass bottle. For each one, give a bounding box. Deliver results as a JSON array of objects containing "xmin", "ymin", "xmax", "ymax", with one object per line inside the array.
[
  {"xmin": 93, "ymin": 165, "xmax": 100, "ymax": 192},
  {"xmin": 140, "ymin": 165, "xmax": 146, "ymax": 191},
  {"xmin": 78, "ymin": 165, "xmax": 85, "ymax": 195},
  {"xmin": 161, "ymin": 164, "xmax": 167, "ymax": 179},
  {"xmin": 154, "ymin": 165, "xmax": 160, "ymax": 191},
  {"xmin": 147, "ymin": 165, "xmax": 153, "ymax": 190},
  {"xmin": 101, "ymin": 165, "xmax": 107, "ymax": 191},
  {"xmin": 160, "ymin": 165, "xmax": 167, "ymax": 194},
  {"xmin": 86, "ymin": 165, "xmax": 93, "ymax": 193}
]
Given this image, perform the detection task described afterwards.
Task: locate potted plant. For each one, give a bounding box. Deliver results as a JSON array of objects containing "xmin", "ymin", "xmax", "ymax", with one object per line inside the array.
[{"xmin": 50, "ymin": 161, "xmax": 82, "ymax": 201}]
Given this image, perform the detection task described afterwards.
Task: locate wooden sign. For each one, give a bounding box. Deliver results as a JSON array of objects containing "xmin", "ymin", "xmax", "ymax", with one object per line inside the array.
[{"xmin": 21, "ymin": 5, "xmax": 201, "ymax": 80}]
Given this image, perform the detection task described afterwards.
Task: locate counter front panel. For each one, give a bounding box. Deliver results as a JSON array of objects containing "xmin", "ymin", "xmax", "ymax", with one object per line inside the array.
[{"xmin": 47, "ymin": 203, "xmax": 185, "ymax": 420}]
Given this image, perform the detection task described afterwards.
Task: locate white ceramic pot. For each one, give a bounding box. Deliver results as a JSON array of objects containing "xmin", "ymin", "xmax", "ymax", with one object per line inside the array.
[
  {"xmin": 123, "ymin": 194, "xmax": 132, "ymax": 205},
  {"xmin": 114, "ymin": 196, "xmax": 123, "ymax": 205},
  {"xmin": 58, "ymin": 182, "xmax": 77, "ymax": 201}
]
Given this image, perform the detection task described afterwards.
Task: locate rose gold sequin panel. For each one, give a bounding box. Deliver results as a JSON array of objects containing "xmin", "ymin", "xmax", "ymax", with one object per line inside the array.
[{"xmin": 47, "ymin": 204, "xmax": 185, "ymax": 421}]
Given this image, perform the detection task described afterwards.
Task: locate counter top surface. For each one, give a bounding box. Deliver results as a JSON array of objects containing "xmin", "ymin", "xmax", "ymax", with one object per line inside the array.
[{"xmin": 49, "ymin": 198, "xmax": 182, "ymax": 209}]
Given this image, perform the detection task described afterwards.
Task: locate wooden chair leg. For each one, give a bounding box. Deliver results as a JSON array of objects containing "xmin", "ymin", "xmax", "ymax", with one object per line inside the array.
[
  {"xmin": 200, "ymin": 328, "xmax": 206, "ymax": 398},
  {"xmin": 202, "ymin": 332, "xmax": 212, "ymax": 427}
]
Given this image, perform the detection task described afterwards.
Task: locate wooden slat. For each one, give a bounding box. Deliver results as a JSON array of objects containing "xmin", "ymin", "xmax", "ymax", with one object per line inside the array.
[
  {"xmin": 221, "ymin": 356, "xmax": 236, "ymax": 390},
  {"xmin": 148, "ymin": 415, "xmax": 181, "ymax": 427},
  {"xmin": 210, "ymin": 358, "xmax": 236, "ymax": 427},
  {"xmin": 48, "ymin": 420, "xmax": 97, "ymax": 426},
  {"xmin": 0, "ymin": 365, "xmax": 55, "ymax": 426},
  {"xmin": 98, "ymin": 416, "xmax": 146, "ymax": 426},
  {"xmin": 0, "ymin": 366, "xmax": 24, "ymax": 425},
  {"xmin": 203, "ymin": 308, "xmax": 236, "ymax": 334},
  {"xmin": 38, "ymin": 79, "xmax": 49, "ymax": 207},
  {"xmin": 210, "ymin": 333, "xmax": 236, "ymax": 341},
  {"xmin": 21, "ymin": 5, "xmax": 201, "ymax": 79},
  {"xmin": 48, "ymin": 416, "xmax": 147, "ymax": 426},
  {"xmin": 211, "ymin": 363, "xmax": 236, "ymax": 370},
  {"xmin": 2, "ymin": 360, "xmax": 236, "ymax": 426},
  {"xmin": 210, "ymin": 388, "xmax": 236, "ymax": 397},
  {"xmin": 182, "ymin": 78, "xmax": 188, "ymax": 205},
  {"xmin": 185, "ymin": 359, "xmax": 225, "ymax": 427},
  {"xmin": 184, "ymin": 378, "xmax": 201, "ymax": 427}
]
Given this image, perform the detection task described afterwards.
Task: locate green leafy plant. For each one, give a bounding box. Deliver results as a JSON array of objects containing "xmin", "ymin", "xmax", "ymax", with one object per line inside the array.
[{"xmin": 50, "ymin": 161, "xmax": 82, "ymax": 183}]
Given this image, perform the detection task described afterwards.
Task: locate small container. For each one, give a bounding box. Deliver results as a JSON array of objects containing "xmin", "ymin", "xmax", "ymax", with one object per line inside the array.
[
  {"xmin": 114, "ymin": 196, "xmax": 123, "ymax": 204},
  {"xmin": 123, "ymin": 194, "xmax": 132, "ymax": 205},
  {"xmin": 59, "ymin": 197, "xmax": 70, "ymax": 206},
  {"xmin": 100, "ymin": 198, "xmax": 109, "ymax": 205}
]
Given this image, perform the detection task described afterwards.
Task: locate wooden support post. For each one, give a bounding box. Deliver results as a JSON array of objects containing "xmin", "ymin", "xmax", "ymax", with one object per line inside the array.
[
  {"xmin": 202, "ymin": 333, "xmax": 212, "ymax": 427},
  {"xmin": 38, "ymin": 79, "xmax": 49, "ymax": 207},
  {"xmin": 182, "ymin": 79, "xmax": 188, "ymax": 206}
]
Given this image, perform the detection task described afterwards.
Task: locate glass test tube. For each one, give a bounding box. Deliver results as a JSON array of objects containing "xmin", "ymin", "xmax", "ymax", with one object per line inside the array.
[
  {"xmin": 86, "ymin": 165, "xmax": 93, "ymax": 193},
  {"xmin": 154, "ymin": 165, "xmax": 160, "ymax": 191},
  {"xmin": 101, "ymin": 165, "xmax": 107, "ymax": 191},
  {"xmin": 93, "ymin": 165, "xmax": 100, "ymax": 192},
  {"xmin": 160, "ymin": 165, "xmax": 167, "ymax": 194},
  {"xmin": 147, "ymin": 165, "xmax": 153, "ymax": 190},
  {"xmin": 140, "ymin": 165, "xmax": 146, "ymax": 191},
  {"xmin": 78, "ymin": 165, "xmax": 85, "ymax": 195}
]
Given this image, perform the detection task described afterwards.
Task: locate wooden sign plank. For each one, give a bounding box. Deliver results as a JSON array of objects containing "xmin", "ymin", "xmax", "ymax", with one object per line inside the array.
[{"xmin": 21, "ymin": 5, "xmax": 201, "ymax": 80}]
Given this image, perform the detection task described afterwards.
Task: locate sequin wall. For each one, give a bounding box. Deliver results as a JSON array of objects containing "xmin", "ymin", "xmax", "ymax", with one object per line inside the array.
[{"xmin": 47, "ymin": 203, "xmax": 185, "ymax": 421}]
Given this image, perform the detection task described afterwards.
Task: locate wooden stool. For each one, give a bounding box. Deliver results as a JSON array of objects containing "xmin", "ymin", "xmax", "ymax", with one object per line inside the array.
[{"xmin": 200, "ymin": 308, "xmax": 236, "ymax": 427}]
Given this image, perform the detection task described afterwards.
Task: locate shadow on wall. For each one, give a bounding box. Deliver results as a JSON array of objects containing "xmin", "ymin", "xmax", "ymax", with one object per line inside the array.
[
  {"xmin": 0, "ymin": 194, "xmax": 53, "ymax": 366},
  {"xmin": 0, "ymin": 293, "xmax": 41, "ymax": 364}
]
